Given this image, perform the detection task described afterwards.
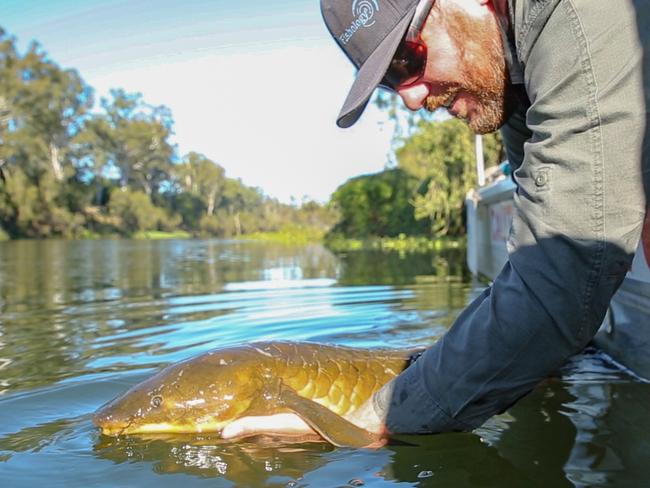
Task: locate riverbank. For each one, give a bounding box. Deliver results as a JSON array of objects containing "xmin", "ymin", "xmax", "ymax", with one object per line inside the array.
[
  {"xmin": 238, "ymin": 226, "xmax": 326, "ymax": 246},
  {"xmin": 324, "ymin": 233, "xmax": 465, "ymax": 253},
  {"xmin": 0, "ymin": 226, "xmax": 465, "ymax": 254},
  {"xmin": 132, "ymin": 230, "xmax": 193, "ymax": 240}
]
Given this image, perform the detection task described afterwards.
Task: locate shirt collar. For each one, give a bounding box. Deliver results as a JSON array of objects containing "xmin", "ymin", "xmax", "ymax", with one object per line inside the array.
[{"xmin": 494, "ymin": 0, "xmax": 524, "ymax": 84}]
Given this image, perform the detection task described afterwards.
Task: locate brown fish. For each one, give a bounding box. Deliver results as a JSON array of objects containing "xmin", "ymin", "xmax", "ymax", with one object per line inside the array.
[{"xmin": 93, "ymin": 342, "xmax": 419, "ymax": 447}]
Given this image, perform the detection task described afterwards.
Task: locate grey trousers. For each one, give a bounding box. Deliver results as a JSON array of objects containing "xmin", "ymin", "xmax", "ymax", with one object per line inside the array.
[{"xmin": 375, "ymin": 0, "xmax": 650, "ymax": 432}]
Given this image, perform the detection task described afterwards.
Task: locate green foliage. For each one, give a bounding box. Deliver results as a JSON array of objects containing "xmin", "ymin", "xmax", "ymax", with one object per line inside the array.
[
  {"xmin": 76, "ymin": 89, "xmax": 174, "ymax": 195},
  {"xmin": 325, "ymin": 233, "xmax": 464, "ymax": 254},
  {"xmin": 396, "ymin": 119, "xmax": 503, "ymax": 236},
  {"xmin": 242, "ymin": 225, "xmax": 326, "ymax": 246},
  {"xmin": 108, "ymin": 189, "xmax": 166, "ymax": 234},
  {"xmin": 0, "ymin": 22, "xmax": 504, "ymax": 246},
  {"xmin": 198, "ymin": 214, "xmax": 223, "ymax": 236},
  {"xmin": 0, "ymin": 166, "xmax": 86, "ymax": 237},
  {"xmin": 132, "ymin": 230, "xmax": 191, "ymax": 240},
  {"xmin": 328, "ymin": 168, "xmax": 429, "ymax": 238},
  {"xmin": 170, "ymin": 192, "xmax": 205, "ymax": 229},
  {"xmin": 1, "ymin": 30, "xmax": 93, "ymax": 184},
  {"xmin": 0, "ymin": 26, "xmax": 335, "ymax": 241},
  {"xmin": 172, "ymin": 152, "xmax": 225, "ymax": 216}
]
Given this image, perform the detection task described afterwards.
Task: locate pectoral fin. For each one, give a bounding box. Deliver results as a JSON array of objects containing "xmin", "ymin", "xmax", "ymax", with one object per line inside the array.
[{"xmin": 278, "ymin": 385, "xmax": 380, "ymax": 448}]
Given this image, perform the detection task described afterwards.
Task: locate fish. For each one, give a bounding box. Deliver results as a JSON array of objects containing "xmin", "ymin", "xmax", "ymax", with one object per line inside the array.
[{"xmin": 93, "ymin": 341, "xmax": 421, "ymax": 447}]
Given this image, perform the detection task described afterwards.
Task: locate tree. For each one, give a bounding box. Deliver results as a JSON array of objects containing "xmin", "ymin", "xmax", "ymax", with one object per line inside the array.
[
  {"xmin": 173, "ymin": 152, "xmax": 225, "ymax": 216},
  {"xmin": 78, "ymin": 89, "xmax": 175, "ymax": 196},
  {"xmin": 4, "ymin": 35, "xmax": 92, "ymax": 182},
  {"xmin": 0, "ymin": 29, "xmax": 92, "ymax": 237},
  {"xmin": 108, "ymin": 188, "xmax": 168, "ymax": 233},
  {"xmin": 329, "ymin": 168, "xmax": 429, "ymax": 238},
  {"xmin": 396, "ymin": 118, "xmax": 503, "ymax": 236},
  {"xmin": 0, "ymin": 26, "xmax": 335, "ymax": 240},
  {"xmin": 218, "ymin": 178, "xmax": 264, "ymax": 236}
]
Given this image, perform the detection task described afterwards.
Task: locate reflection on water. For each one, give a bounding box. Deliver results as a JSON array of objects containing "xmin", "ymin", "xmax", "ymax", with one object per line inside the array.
[
  {"xmin": 94, "ymin": 435, "xmax": 337, "ymax": 484},
  {"xmin": 0, "ymin": 239, "xmax": 648, "ymax": 487}
]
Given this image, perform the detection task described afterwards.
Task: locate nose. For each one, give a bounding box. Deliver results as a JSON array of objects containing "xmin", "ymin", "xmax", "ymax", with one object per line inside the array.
[{"xmin": 397, "ymin": 83, "xmax": 430, "ymax": 111}]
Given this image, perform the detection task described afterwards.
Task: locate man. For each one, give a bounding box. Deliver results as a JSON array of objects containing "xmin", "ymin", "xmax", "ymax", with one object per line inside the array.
[{"xmin": 223, "ymin": 0, "xmax": 649, "ymax": 445}]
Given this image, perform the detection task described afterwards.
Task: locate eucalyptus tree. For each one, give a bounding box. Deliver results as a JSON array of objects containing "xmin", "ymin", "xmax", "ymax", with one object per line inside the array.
[
  {"xmin": 2, "ymin": 33, "xmax": 92, "ymax": 182},
  {"xmin": 218, "ymin": 178, "xmax": 265, "ymax": 235},
  {"xmin": 0, "ymin": 29, "xmax": 17, "ymax": 182},
  {"xmin": 174, "ymin": 152, "xmax": 225, "ymax": 216},
  {"xmin": 0, "ymin": 29, "xmax": 92, "ymax": 236},
  {"xmin": 80, "ymin": 89, "xmax": 175, "ymax": 196}
]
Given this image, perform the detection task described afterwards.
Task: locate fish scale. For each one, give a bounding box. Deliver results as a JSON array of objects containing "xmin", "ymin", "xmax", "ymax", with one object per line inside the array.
[{"xmin": 275, "ymin": 343, "xmax": 411, "ymax": 417}]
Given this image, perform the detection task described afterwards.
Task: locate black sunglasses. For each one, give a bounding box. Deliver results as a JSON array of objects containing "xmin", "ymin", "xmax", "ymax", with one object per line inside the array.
[{"xmin": 380, "ymin": 0, "xmax": 434, "ymax": 90}]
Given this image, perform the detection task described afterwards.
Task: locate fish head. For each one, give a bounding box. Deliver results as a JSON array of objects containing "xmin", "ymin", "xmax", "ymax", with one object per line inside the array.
[{"xmin": 94, "ymin": 347, "xmax": 266, "ymax": 436}]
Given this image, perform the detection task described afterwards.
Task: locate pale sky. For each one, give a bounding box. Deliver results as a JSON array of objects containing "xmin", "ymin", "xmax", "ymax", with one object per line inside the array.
[{"xmin": 2, "ymin": 0, "xmax": 400, "ymax": 203}]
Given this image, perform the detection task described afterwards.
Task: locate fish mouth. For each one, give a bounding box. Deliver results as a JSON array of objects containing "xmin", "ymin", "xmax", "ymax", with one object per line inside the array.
[
  {"xmin": 105, "ymin": 424, "xmax": 133, "ymax": 437},
  {"xmin": 94, "ymin": 416, "xmax": 227, "ymax": 436},
  {"xmin": 94, "ymin": 418, "xmax": 134, "ymax": 437},
  {"xmin": 93, "ymin": 408, "xmax": 135, "ymax": 436}
]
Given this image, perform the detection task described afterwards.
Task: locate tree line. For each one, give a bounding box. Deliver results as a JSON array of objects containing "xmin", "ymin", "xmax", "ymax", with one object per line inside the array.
[
  {"xmin": 0, "ymin": 28, "xmax": 335, "ymax": 239},
  {"xmin": 0, "ymin": 26, "xmax": 505, "ymax": 243},
  {"xmin": 328, "ymin": 118, "xmax": 504, "ymax": 240}
]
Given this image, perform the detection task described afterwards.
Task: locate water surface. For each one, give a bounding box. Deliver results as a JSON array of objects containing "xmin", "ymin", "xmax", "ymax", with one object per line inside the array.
[{"xmin": 0, "ymin": 239, "xmax": 647, "ymax": 487}]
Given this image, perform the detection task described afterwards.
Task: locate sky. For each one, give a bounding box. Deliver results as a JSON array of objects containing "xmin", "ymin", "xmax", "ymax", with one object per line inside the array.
[{"xmin": 1, "ymin": 0, "xmax": 400, "ymax": 204}]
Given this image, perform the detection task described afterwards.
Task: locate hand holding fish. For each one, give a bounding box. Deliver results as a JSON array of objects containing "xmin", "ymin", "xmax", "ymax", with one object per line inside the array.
[
  {"xmin": 221, "ymin": 396, "xmax": 390, "ymax": 448},
  {"xmin": 94, "ymin": 342, "xmax": 414, "ymax": 448}
]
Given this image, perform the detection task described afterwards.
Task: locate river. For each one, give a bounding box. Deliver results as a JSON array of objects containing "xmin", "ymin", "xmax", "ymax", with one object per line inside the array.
[{"xmin": 0, "ymin": 239, "xmax": 647, "ymax": 487}]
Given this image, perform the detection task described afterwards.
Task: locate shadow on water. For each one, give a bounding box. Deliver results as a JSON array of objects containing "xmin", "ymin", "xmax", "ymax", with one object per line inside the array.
[
  {"xmin": 336, "ymin": 248, "xmax": 470, "ymax": 286},
  {"xmin": 0, "ymin": 417, "xmax": 83, "ymax": 457},
  {"xmin": 492, "ymin": 352, "xmax": 650, "ymax": 487}
]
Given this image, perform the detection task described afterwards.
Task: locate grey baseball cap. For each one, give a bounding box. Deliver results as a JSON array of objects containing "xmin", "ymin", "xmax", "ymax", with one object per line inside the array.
[{"xmin": 320, "ymin": 0, "xmax": 420, "ymax": 128}]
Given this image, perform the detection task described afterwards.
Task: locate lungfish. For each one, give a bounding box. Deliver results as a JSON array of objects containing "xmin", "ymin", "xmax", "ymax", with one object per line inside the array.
[{"xmin": 94, "ymin": 342, "xmax": 420, "ymax": 447}]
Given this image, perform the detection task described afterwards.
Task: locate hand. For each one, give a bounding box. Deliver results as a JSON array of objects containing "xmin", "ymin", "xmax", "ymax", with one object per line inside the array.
[
  {"xmin": 220, "ymin": 403, "xmax": 390, "ymax": 449},
  {"xmin": 345, "ymin": 397, "xmax": 390, "ymax": 443}
]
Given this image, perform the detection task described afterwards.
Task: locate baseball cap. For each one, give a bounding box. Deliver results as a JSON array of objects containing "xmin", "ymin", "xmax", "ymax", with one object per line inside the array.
[{"xmin": 320, "ymin": 0, "xmax": 421, "ymax": 128}]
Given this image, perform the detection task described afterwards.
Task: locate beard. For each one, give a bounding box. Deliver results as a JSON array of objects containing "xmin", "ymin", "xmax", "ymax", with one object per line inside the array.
[{"xmin": 423, "ymin": 6, "xmax": 510, "ymax": 134}]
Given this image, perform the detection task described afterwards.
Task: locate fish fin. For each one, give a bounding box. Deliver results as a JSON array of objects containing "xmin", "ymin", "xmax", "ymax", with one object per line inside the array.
[{"xmin": 278, "ymin": 384, "xmax": 380, "ymax": 448}]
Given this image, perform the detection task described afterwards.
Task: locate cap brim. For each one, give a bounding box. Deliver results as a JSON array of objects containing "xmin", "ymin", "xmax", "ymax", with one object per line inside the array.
[{"xmin": 336, "ymin": 7, "xmax": 417, "ymax": 128}]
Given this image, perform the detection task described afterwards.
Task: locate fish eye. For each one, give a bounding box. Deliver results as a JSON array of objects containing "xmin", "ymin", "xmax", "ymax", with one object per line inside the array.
[{"xmin": 151, "ymin": 395, "xmax": 163, "ymax": 408}]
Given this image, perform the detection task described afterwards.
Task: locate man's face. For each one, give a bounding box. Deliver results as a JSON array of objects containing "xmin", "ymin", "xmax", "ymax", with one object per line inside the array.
[{"xmin": 397, "ymin": 0, "xmax": 509, "ymax": 134}]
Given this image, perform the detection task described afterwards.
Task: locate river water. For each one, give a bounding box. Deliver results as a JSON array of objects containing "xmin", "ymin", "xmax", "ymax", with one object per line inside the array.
[{"xmin": 0, "ymin": 239, "xmax": 647, "ymax": 487}]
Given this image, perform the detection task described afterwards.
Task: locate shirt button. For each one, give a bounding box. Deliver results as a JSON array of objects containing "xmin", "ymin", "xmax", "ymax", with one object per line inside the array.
[{"xmin": 534, "ymin": 173, "xmax": 547, "ymax": 187}]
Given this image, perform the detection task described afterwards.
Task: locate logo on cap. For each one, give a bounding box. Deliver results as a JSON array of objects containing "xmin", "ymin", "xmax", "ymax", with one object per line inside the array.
[{"xmin": 339, "ymin": 0, "xmax": 380, "ymax": 45}]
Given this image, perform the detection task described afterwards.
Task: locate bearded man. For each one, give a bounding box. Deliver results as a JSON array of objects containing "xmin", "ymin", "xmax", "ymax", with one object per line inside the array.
[{"xmin": 223, "ymin": 0, "xmax": 649, "ymax": 445}]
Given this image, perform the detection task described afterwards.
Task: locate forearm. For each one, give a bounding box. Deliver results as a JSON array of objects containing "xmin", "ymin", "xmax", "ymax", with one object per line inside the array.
[{"xmin": 373, "ymin": 256, "xmax": 611, "ymax": 434}]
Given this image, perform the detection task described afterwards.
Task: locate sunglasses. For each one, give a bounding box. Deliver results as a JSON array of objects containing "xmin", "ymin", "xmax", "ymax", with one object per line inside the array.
[
  {"xmin": 380, "ymin": 0, "xmax": 434, "ymax": 91},
  {"xmin": 381, "ymin": 40, "xmax": 428, "ymax": 90}
]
